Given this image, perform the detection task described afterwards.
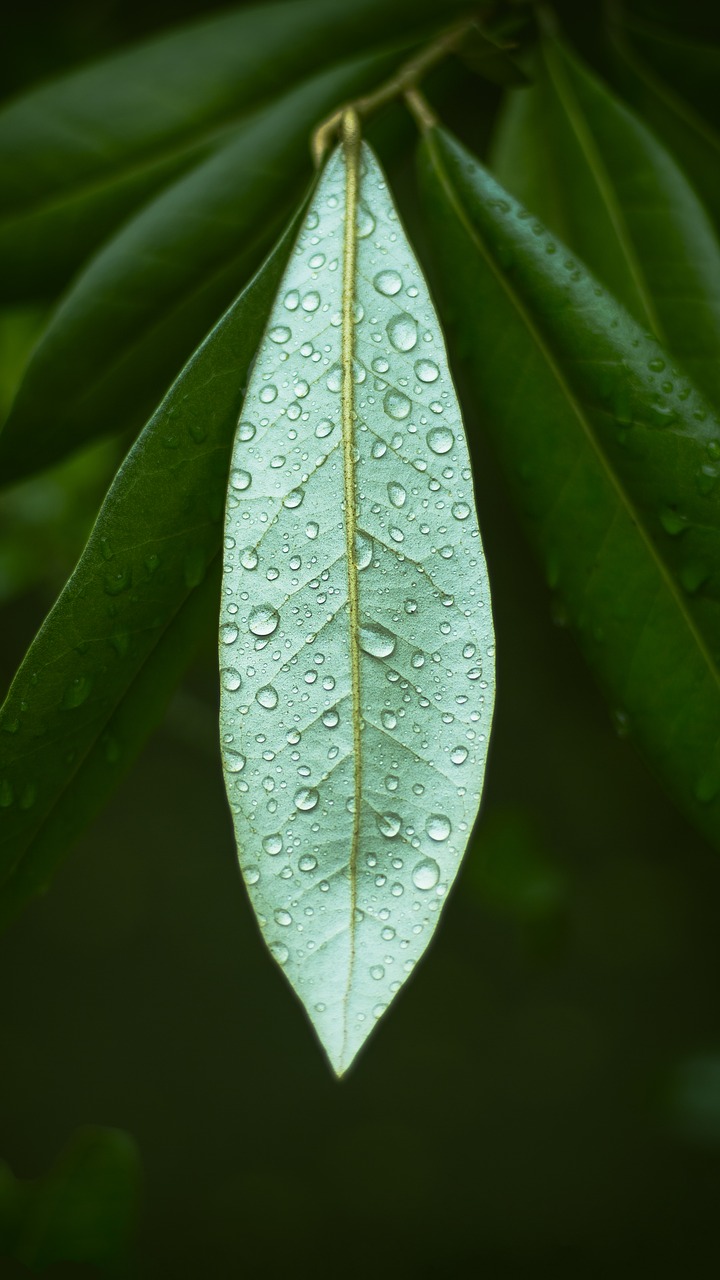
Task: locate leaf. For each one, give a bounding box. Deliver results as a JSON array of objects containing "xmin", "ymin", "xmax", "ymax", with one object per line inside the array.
[
  {"xmin": 417, "ymin": 123, "xmax": 720, "ymax": 852},
  {"xmin": 0, "ymin": 1127, "xmax": 140, "ymax": 1270},
  {"xmin": 0, "ymin": 207, "xmax": 303, "ymax": 911},
  {"xmin": 219, "ymin": 120, "xmax": 495, "ymax": 1076},
  {"xmin": 606, "ymin": 11, "xmax": 720, "ymax": 234},
  {"xmin": 491, "ymin": 28, "xmax": 720, "ymax": 406},
  {"xmin": 0, "ymin": 563, "xmax": 219, "ymax": 932},
  {"xmin": 0, "ymin": 0, "xmax": 474, "ymax": 300},
  {"xmin": 0, "ymin": 51, "xmax": 401, "ymax": 486},
  {"xmin": 612, "ymin": 8, "xmax": 720, "ymax": 132}
]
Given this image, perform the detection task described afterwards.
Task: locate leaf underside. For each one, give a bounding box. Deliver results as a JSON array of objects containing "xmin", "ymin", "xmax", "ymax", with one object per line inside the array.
[{"xmin": 220, "ymin": 138, "xmax": 494, "ymax": 1074}]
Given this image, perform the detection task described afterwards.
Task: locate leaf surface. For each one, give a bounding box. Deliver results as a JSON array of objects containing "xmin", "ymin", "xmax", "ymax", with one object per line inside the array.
[
  {"xmin": 220, "ymin": 128, "xmax": 494, "ymax": 1075},
  {"xmin": 606, "ymin": 12, "xmax": 720, "ymax": 233},
  {"xmin": 0, "ymin": 0, "xmax": 473, "ymax": 299},
  {"xmin": 0, "ymin": 52, "xmax": 393, "ymax": 485},
  {"xmin": 0, "ymin": 212, "xmax": 301, "ymax": 912},
  {"xmin": 491, "ymin": 30, "xmax": 720, "ymax": 405},
  {"xmin": 417, "ymin": 124, "xmax": 720, "ymax": 851}
]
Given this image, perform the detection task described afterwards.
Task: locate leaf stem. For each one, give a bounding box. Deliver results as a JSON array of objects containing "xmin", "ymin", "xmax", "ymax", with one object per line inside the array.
[{"xmin": 312, "ymin": 16, "xmax": 477, "ymax": 164}]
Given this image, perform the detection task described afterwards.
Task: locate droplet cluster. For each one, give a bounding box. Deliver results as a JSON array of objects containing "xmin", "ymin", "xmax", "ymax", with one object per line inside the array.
[{"xmin": 219, "ymin": 142, "xmax": 494, "ymax": 1068}]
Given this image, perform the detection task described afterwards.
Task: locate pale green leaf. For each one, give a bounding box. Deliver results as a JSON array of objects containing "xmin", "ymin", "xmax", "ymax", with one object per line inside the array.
[{"xmin": 219, "ymin": 130, "xmax": 495, "ymax": 1075}]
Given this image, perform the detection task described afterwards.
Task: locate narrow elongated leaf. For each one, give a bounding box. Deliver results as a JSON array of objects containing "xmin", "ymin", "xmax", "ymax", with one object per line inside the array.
[
  {"xmin": 0, "ymin": 563, "xmax": 219, "ymax": 932},
  {"xmin": 0, "ymin": 52, "xmax": 394, "ymax": 485},
  {"xmin": 0, "ymin": 208, "xmax": 303, "ymax": 902},
  {"xmin": 491, "ymin": 31, "xmax": 720, "ymax": 405},
  {"xmin": 417, "ymin": 125, "xmax": 720, "ymax": 851},
  {"xmin": 220, "ymin": 124, "xmax": 494, "ymax": 1075},
  {"xmin": 0, "ymin": 0, "xmax": 473, "ymax": 299},
  {"xmin": 606, "ymin": 14, "xmax": 720, "ymax": 233},
  {"xmin": 613, "ymin": 9, "xmax": 720, "ymax": 131}
]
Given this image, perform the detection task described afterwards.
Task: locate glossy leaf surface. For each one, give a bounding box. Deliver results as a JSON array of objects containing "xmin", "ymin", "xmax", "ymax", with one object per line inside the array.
[
  {"xmin": 491, "ymin": 31, "xmax": 720, "ymax": 405},
  {"xmin": 418, "ymin": 125, "xmax": 720, "ymax": 851},
  {"xmin": 0, "ymin": 215, "xmax": 300, "ymax": 914},
  {"xmin": 220, "ymin": 135, "xmax": 494, "ymax": 1074},
  {"xmin": 607, "ymin": 13, "xmax": 720, "ymax": 233},
  {"xmin": 0, "ymin": 53, "xmax": 395, "ymax": 485},
  {"xmin": 0, "ymin": 0, "xmax": 472, "ymax": 299}
]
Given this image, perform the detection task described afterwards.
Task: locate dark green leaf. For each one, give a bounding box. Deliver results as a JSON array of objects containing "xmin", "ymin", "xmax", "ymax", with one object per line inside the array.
[
  {"xmin": 458, "ymin": 23, "xmax": 529, "ymax": 85},
  {"xmin": 0, "ymin": 209, "xmax": 301, "ymax": 912},
  {"xmin": 606, "ymin": 10, "xmax": 720, "ymax": 233},
  {"xmin": 0, "ymin": 563, "xmax": 218, "ymax": 931},
  {"xmin": 0, "ymin": 1127, "xmax": 140, "ymax": 1270},
  {"xmin": 418, "ymin": 124, "xmax": 720, "ymax": 851},
  {"xmin": 0, "ymin": 52, "xmax": 392, "ymax": 486},
  {"xmin": 613, "ymin": 7, "xmax": 720, "ymax": 132},
  {"xmin": 491, "ymin": 29, "xmax": 720, "ymax": 407},
  {"xmin": 0, "ymin": 0, "xmax": 473, "ymax": 300}
]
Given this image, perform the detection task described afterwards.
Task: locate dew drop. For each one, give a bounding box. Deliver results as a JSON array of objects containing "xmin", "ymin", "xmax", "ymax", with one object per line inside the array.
[
  {"xmin": 240, "ymin": 547, "xmax": 258, "ymax": 570},
  {"xmin": 359, "ymin": 622, "xmax": 396, "ymax": 658},
  {"xmin": 230, "ymin": 469, "xmax": 252, "ymax": 491},
  {"xmin": 221, "ymin": 623, "xmax": 239, "ymax": 645},
  {"xmin": 284, "ymin": 489, "xmax": 304, "ymax": 509},
  {"xmin": 426, "ymin": 813, "xmax": 451, "ymax": 842},
  {"xmin": 372, "ymin": 356, "xmax": 390, "ymax": 374},
  {"xmin": 322, "ymin": 708, "xmax": 339, "ymax": 728},
  {"xmin": 370, "ymin": 964, "xmax": 385, "ymax": 980},
  {"xmin": 384, "ymin": 390, "xmax": 412, "ymax": 421},
  {"xmin": 374, "ymin": 270, "xmax": 403, "ymax": 296},
  {"xmin": 357, "ymin": 203, "xmax": 375, "ymax": 237},
  {"xmin": 237, "ymin": 421, "xmax": 256, "ymax": 442},
  {"xmin": 381, "ymin": 709, "xmax": 397, "ymax": 730},
  {"xmin": 224, "ymin": 749, "xmax": 246, "ymax": 773},
  {"xmin": 259, "ymin": 385, "xmax": 277, "ymax": 404},
  {"xmin": 378, "ymin": 812, "xmax": 402, "ymax": 838},
  {"xmin": 355, "ymin": 532, "xmax": 373, "ymax": 570},
  {"xmin": 256, "ymin": 685, "xmax": 279, "ymax": 709},
  {"xmin": 221, "ymin": 668, "xmax": 242, "ymax": 692},
  {"xmin": 450, "ymin": 746, "xmax": 468, "ymax": 765},
  {"xmin": 270, "ymin": 941, "xmax": 289, "ymax": 964},
  {"xmin": 427, "ymin": 426, "xmax": 455, "ymax": 455},
  {"xmin": 387, "ymin": 313, "xmax": 418, "ymax": 352},
  {"xmin": 248, "ymin": 605, "xmax": 279, "ymax": 637},
  {"xmin": 316, "ymin": 418, "xmax": 335, "ymax": 438},
  {"xmin": 302, "ymin": 291, "xmax": 320, "ymax": 312},
  {"xmin": 306, "ymin": 521, "xmax": 319, "ymax": 539},
  {"xmin": 294, "ymin": 786, "xmax": 319, "ymax": 812},
  {"xmin": 414, "ymin": 358, "xmax": 439, "ymax": 383},
  {"xmin": 274, "ymin": 909, "xmax": 293, "ymax": 927},
  {"xmin": 412, "ymin": 857, "xmax": 440, "ymax": 890},
  {"xmin": 269, "ymin": 325, "xmax": 291, "ymax": 344},
  {"xmin": 284, "ymin": 290, "xmax": 300, "ymax": 310},
  {"xmin": 387, "ymin": 481, "xmax": 407, "ymax": 508},
  {"xmin": 452, "ymin": 502, "xmax": 470, "ymax": 521},
  {"xmin": 245, "ymin": 865, "xmax": 260, "ymax": 885},
  {"xmin": 263, "ymin": 834, "xmax": 283, "ymax": 856}
]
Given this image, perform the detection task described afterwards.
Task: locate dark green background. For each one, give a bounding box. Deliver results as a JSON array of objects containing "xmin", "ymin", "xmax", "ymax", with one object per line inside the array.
[{"xmin": 2, "ymin": 1, "xmax": 720, "ymax": 1275}]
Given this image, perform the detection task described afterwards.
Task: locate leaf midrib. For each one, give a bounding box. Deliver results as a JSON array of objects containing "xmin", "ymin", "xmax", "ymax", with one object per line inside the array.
[
  {"xmin": 339, "ymin": 118, "xmax": 363, "ymax": 1070},
  {"xmin": 427, "ymin": 131, "xmax": 720, "ymax": 708}
]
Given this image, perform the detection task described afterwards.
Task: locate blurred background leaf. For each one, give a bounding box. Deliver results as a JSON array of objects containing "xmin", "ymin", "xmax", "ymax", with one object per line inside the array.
[{"xmin": 0, "ymin": 1126, "xmax": 140, "ymax": 1274}]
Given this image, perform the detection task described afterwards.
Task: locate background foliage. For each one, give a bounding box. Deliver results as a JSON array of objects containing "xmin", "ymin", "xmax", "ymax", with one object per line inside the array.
[{"xmin": 2, "ymin": 0, "xmax": 720, "ymax": 1274}]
